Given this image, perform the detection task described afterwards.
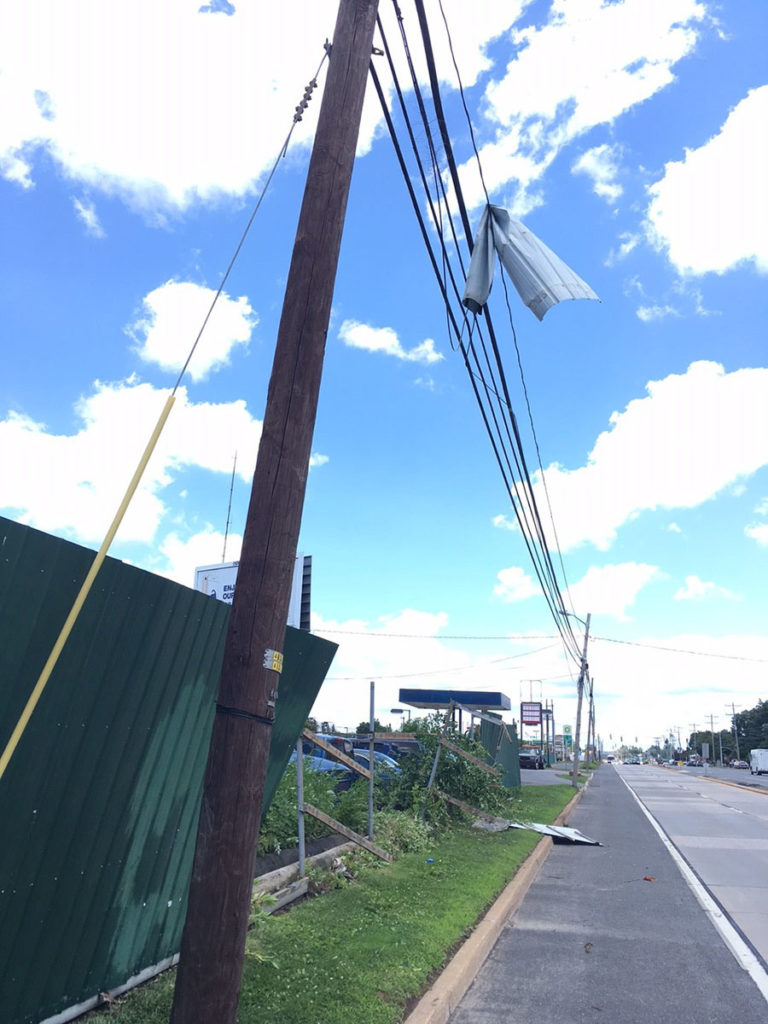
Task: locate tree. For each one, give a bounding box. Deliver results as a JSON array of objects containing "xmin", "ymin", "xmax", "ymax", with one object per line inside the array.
[{"xmin": 356, "ymin": 718, "xmax": 385, "ymax": 734}]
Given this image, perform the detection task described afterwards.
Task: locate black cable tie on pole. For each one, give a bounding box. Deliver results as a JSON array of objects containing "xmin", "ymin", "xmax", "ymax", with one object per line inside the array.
[{"xmin": 215, "ymin": 702, "xmax": 274, "ymax": 727}]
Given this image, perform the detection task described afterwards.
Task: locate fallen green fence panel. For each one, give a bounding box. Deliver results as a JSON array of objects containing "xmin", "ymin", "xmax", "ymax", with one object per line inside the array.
[{"xmin": 0, "ymin": 517, "xmax": 336, "ymax": 1024}]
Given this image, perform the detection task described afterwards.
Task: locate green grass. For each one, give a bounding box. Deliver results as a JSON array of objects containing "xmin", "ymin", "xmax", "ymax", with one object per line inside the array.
[{"xmin": 90, "ymin": 785, "xmax": 575, "ymax": 1024}]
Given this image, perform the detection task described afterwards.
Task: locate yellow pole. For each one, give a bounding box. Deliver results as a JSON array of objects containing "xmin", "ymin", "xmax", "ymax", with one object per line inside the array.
[{"xmin": 0, "ymin": 393, "xmax": 176, "ymax": 782}]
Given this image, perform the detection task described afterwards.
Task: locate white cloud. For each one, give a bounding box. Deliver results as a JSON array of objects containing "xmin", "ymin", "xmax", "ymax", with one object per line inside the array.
[
  {"xmin": 72, "ymin": 196, "xmax": 105, "ymax": 238},
  {"xmin": 533, "ymin": 361, "xmax": 768, "ymax": 551},
  {"xmin": 572, "ymin": 144, "xmax": 623, "ymax": 202},
  {"xmin": 308, "ymin": 607, "xmax": 567, "ymax": 729},
  {"xmin": 674, "ymin": 575, "xmax": 738, "ymax": 601},
  {"xmin": 646, "ymin": 85, "xmax": 768, "ymax": 275},
  {"xmin": 338, "ymin": 320, "xmax": 444, "ymax": 365},
  {"xmin": 586, "ymin": 631, "xmax": 768, "ymax": 747},
  {"xmin": 493, "ymin": 566, "xmax": 540, "ymax": 603},
  {"xmin": 456, "ymin": 0, "xmax": 708, "ymax": 209},
  {"xmin": 567, "ymin": 562, "xmax": 664, "ymax": 621},
  {"xmin": 309, "ymin": 452, "xmax": 329, "ymax": 469},
  {"xmin": 745, "ymin": 523, "xmax": 768, "ymax": 547},
  {"xmin": 158, "ymin": 526, "xmax": 243, "ymax": 587},
  {"xmin": 745, "ymin": 499, "xmax": 768, "ymax": 547},
  {"xmin": 128, "ymin": 281, "xmax": 257, "ymax": 381},
  {"xmin": 0, "ymin": 377, "xmax": 262, "ymax": 544},
  {"xmin": 667, "ymin": 522, "xmax": 682, "ymax": 533},
  {"xmin": 492, "ymin": 514, "xmax": 516, "ymax": 532},
  {"xmin": 0, "ymin": 2, "xmax": 523, "ymax": 215},
  {"xmin": 636, "ymin": 303, "xmax": 680, "ymax": 322},
  {"xmin": 0, "ymin": 1, "xmax": 341, "ymax": 212},
  {"xmin": 606, "ymin": 234, "xmax": 640, "ymax": 267}
]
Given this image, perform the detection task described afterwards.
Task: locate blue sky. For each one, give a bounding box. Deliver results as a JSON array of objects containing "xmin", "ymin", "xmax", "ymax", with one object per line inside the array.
[{"xmin": 2, "ymin": 0, "xmax": 767, "ymax": 749}]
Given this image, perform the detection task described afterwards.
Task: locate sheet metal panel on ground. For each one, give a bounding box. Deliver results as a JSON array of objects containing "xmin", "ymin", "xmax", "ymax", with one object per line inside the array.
[{"xmin": 0, "ymin": 517, "xmax": 337, "ymax": 1024}]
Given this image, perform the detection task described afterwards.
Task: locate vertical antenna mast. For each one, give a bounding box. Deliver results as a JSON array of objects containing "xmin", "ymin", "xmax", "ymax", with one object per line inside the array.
[{"xmin": 222, "ymin": 452, "xmax": 237, "ymax": 561}]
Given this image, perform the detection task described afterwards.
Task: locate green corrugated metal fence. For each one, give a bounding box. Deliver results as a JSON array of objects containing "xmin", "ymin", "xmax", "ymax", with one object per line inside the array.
[
  {"xmin": 0, "ymin": 517, "xmax": 337, "ymax": 1024},
  {"xmin": 479, "ymin": 714, "xmax": 521, "ymax": 788}
]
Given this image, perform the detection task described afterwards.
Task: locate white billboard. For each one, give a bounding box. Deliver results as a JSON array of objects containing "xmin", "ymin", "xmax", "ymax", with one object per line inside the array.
[{"xmin": 194, "ymin": 553, "xmax": 310, "ymax": 629}]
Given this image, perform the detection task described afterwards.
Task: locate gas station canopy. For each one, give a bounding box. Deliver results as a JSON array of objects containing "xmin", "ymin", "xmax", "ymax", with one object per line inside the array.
[{"xmin": 399, "ymin": 689, "xmax": 511, "ymax": 711}]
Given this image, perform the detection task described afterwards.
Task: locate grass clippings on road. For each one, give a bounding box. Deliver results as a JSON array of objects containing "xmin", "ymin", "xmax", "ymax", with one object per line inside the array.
[{"xmin": 90, "ymin": 785, "xmax": 575, "ymax": 1024}]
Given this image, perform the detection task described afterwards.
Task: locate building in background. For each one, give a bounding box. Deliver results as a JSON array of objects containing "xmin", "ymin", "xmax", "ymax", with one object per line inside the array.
[{"xmin": 194, "ymin": 553, "xmax": 312, "ymax": 630}]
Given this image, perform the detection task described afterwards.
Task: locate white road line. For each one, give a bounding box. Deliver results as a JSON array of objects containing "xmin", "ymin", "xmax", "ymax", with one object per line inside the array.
[{"xmin": 618, "ymin": 771, "xmax": 768, "ymax": 1004}]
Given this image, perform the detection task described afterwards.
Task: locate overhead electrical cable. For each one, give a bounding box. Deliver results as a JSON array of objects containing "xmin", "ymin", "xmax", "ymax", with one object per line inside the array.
[
  {"xmin": 379, "ymin": 1, "xmax": 581, "ymax": 663},
  {"xmin": 409, "ymin": 0, "xmax": 580, "ymax": 655},
  {"xmin": 369, "ymin": 48, "xmax": 580, "ymax": 662},
  {"xmin": 380, "ymin": 8, "xmax": 580, "ymax": 658},
  {"xmin": 427, "ymin": 0, "xmax": 583, "ymax": 630}
]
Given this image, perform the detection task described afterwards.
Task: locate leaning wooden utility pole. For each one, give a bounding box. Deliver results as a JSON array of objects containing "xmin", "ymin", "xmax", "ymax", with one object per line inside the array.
[
  {"xmin": 570, "ymin": 612, "xmax": 591, "ymax": 788},
  {"xmin": 170, "ymin": 2, "xmax": 379, "ymax": 1021}
]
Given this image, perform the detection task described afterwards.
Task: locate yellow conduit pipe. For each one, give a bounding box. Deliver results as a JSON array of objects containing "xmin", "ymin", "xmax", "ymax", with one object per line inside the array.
[{"xmin": 0, "ymin": 393, "xmax": 176, "ymax": 783}]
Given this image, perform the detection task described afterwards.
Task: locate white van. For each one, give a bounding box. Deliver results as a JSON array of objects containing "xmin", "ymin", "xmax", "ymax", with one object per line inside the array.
[{"xmin": 749, "ymin": 749, "xmax": 768, "ymax": 776}]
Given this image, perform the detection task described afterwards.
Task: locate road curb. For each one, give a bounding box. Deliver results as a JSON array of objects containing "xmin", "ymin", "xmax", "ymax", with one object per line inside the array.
[{"xmin": 403, "ymin": 780, "xmax": 590, "ymax": 1024}]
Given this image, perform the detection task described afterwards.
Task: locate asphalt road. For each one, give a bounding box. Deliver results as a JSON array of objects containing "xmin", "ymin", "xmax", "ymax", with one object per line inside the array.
[
  {"xmin": 672, "ymin": 761, "xmax": 768, "ymax": 790},
  {"xmin": 619, "ymin": 762, "xmax": 768, "ymax": 964},
  {"xmin": 450, "ymin": 764, "xmax": 768, "ymax": 1024}
]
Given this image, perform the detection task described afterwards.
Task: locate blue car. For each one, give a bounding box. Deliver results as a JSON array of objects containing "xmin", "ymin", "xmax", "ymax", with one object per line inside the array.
[{"xmin": 351, "ymin": 750, "xmax": 401, "ymax": 784}]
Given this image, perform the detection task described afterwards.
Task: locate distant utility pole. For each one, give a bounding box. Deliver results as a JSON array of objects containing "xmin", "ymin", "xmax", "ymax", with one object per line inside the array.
[
  {"xmin": 726, "ymin": 702, "xmax": 741, "ymax": 760},
  {"xmin": 708, "ymin": 713, "xmax": 717, "ymax": 765},
  {"xmin": 169, "ymin": 3, "xmax": 380, "ymax": 1022},
  {"xmin": 570, "ymin": 613, "xmax": 591, "ymax": 788}
]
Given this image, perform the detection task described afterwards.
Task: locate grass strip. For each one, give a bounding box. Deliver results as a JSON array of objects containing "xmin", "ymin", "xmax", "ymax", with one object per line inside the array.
[{"xmin": 91, "ymin": 785, "xmax": 575, "ymax": 1024}]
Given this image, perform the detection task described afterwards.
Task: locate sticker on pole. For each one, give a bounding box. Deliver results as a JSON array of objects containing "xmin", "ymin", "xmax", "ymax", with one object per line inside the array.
[{"xmin": 263, "ymin": 649, "xmax": 284, "ymax": 673}]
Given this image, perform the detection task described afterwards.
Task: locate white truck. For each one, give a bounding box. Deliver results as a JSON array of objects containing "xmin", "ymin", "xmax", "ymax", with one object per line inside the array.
[{"xmin": 749, "ymin": 749, "xmax": 768, "ymax": 775}]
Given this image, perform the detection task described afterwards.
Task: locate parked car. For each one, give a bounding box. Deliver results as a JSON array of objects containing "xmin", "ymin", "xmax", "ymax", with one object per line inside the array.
[
  {"xmin": 352, "ymin": 750, "xmax": 402, "ymax": 785},
  {"xmin": 287, "ymin": 751, "xmax": 354, "ymax": 790},
  {"xmin": 353, "ymin": 738, "xmax": 426, "ymax": 761},
  {"xmin": 519, "ymin": 749, "xmax": 545, "ymax": 770},
  {"xmin": 730, "ymin": 759, "xmax": 749, "ymax": 769}
]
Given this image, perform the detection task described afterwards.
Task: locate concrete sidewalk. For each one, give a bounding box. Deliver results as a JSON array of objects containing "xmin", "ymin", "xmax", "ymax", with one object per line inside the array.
[{"xmin": 417, "ymin": 767, "xmax": 768, "ymax": 1024}]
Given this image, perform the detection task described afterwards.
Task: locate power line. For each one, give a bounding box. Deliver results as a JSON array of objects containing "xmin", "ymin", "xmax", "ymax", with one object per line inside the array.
[
  {"xmin": 374, "ymin": 7, "xmax": 582, "ymax": 665},
  {"xmin": 593, "ymin": 636, "xmax": 768, "ymax": 663},
  {"xmin": 325, "ymin": 642, "xmax": 560, "ymax": 680},
  {"xmin": 318, "ymin": 627, "xmax": 767, "ymax": 664}
]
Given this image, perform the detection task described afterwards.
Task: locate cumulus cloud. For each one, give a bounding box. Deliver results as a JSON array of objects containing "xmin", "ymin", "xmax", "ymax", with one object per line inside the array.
[
  {"xmin": 532, "ymin": 361, "xmax": 768, "ymax": 551},
  {"xmin": 456, "ymin": 0, "xmax": 708, "ymax": 209},
  {"xmin": 646, "ymin": 85, "xmax": 768, "ymax": 275},
  {"xmin": 493, "ymin": 566, "xmax": 540, "ymax": 603},
  {"xmin": 0, "ymin": 1, "xmax": 521, "ymax": 215},
  {"xmin": 339, "ymin": 320, "xmax": 444, "ymax": 365},
  {"xmin": 667, "ymin": 522, "xmax": 682, "ymax": 533},
  {"xmin": 567, "ymin": 562, "xmax": 664, "ymax": 621},
  {"xmin": 674, "ymin": 575, "xmax": 738, "ymax": 601},
  {"xmin": 128, "ymin": 281, "xmax": 257, "ymax": 382},
  {"xmin": 0, "ymin": 377, "xmax": 262, "ymax": 544},
  {"xmin": 572, "ymin": 144, "xmax": 623, "ymax": 202}
]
